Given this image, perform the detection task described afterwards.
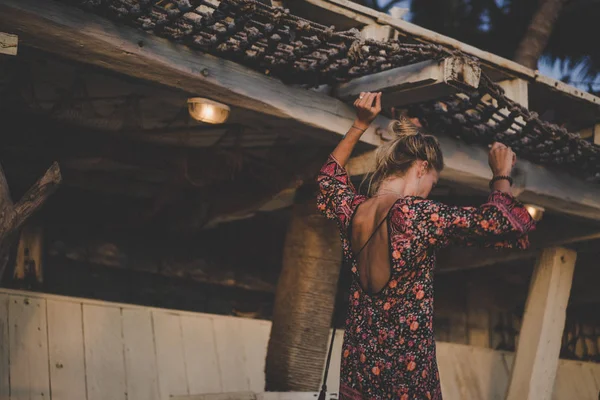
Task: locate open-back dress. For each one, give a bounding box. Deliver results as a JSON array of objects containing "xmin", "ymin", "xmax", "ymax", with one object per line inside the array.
[{"xmin": 316, "ymin": 154, "xmax": 536, "ymax": 400}]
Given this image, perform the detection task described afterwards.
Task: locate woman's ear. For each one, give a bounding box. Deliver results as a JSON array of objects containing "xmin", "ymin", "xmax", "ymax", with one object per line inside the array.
[{"xmin": 419, "ymin": 161, "xmax": 429, "ymax": 177}]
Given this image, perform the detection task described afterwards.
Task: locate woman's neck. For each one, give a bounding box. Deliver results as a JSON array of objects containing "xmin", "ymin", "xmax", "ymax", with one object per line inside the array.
[{"xmin": 376, "ymin": 176, "xmax": 420, "ymax": 198}]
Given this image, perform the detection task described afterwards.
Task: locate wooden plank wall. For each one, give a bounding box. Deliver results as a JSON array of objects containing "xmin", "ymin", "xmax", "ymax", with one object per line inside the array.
[
  {"xmin": 0, "ymin": 288, "xmax": 598, "ymax": 400},
  {"xmin": 0, "ymin": 289, "xmax": 271, "ymax": 400}
]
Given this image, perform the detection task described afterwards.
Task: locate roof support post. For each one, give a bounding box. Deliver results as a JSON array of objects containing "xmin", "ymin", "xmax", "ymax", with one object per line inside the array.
[{"xmin": 505, "ymin": 247, "xmax": 577, "ymax": 400}]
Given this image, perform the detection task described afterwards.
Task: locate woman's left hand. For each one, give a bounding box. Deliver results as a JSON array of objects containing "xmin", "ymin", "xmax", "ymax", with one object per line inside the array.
[{"xmin": 354, "ymin": 92, "xmax": 382, "ymax": 129}]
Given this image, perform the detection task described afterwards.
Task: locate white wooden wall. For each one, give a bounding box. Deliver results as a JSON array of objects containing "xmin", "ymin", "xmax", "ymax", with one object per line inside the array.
[{"xmin": 0, "ymin": 288, "xmax": 598, "ymax": 400}]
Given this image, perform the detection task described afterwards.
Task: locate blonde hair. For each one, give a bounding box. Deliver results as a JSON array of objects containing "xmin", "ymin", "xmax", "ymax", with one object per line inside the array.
[{"xmin": 364, "ymin": 117, "xmax": 444, "ymax": 195}]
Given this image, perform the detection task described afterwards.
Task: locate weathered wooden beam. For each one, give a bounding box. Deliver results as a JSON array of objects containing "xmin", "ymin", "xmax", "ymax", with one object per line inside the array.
[
  {"xmin": 0, "ymin": 32, "xmax": 17, "ymax": 55},
  {"xmin": 336, "ymin": 58, "xmax": 481, "ymax": 107},
  {"xmin": 3, "ymin": 0, "xmax": 600, "ymax": 221},
  {"xmin": 505, "ymin": 247, "xmax": 577, "ymax": 400},
  {"xmin": 297, "ymin": 0, "xmax": 378, "ymax": 27}
]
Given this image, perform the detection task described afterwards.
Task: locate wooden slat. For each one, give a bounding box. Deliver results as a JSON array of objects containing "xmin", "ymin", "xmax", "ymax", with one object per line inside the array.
[
  {"xmin": 152, "ymin": 311, "xmax": 189, "ymax": 399},
  {"xmin": 241, "ymin": 320, "xmax": 271, "ymax": 393},
  {"xmin": 506, "ymin": 247, "xmax": 577, "ymax": 400},
  {"xmin": 437, "ymin": 343, "xmax": 514, "ymax": 400},
  {"xmin": 47, "ymin": 299, "xmax": 87, "ymax": 400},
  {"xmin": 0, "ymin": 32, "xmax": 18, "ymax": 55},
  {"xmin": 336, "ymin": 57, "xmax": 481, "ymax": 107},
  {"xmin": 213, "ymin": 317, "xmax": 250, "ymax": 392},
  {"xmin": 8, "ymin": 295, "xmax": 50, "ymax": 400},
  {"xmin": 82, "ymin": 304, "xmax": 126, "ymax": 400},
  {"xmin": 180, "ymin": 314, "xmax": 222, "ymax": 394},
  {"xmin": 0, "ymin": 293, "xmax": 9, "ymax": 400},
  {"xmin": 122, "ymin": 308, "xmax": 160, "ymax": 400}
]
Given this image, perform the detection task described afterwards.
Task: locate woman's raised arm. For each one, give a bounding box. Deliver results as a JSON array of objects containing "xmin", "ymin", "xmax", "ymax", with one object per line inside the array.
[{"xmin": 331, "ymin": 92, "xmax": 382, "ymax": 167}]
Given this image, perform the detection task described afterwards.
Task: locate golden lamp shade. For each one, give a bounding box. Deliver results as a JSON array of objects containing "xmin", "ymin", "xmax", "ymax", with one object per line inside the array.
[
  {"xmin": 524, "ymin": 204, "xmax": 545, "ymax": 221},
  {"xmin": 187, "ymin": 98, "xmax": 230, "ymax": 124}
]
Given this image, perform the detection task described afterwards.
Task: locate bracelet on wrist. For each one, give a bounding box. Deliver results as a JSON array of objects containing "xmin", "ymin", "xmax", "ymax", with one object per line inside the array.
[
  {"xmin": 351, "ymin": 124, "xmax": 367, "ymax": 132},
  {"xmin": 489, "ymin": 175, "xmax": 513, "ymax": 190}
]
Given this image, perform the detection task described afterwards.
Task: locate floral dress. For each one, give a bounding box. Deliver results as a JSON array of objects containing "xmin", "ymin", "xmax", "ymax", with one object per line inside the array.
[{"xmin": 316, "ymin": 154, "xmax": 536, "ymax": 400}]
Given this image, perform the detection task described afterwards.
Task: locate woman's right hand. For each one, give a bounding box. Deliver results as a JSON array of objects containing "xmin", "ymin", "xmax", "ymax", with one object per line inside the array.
[
  {"xmin": 353, "ymin": 92, "xmax": 382, "ymax": 130},
  {"xmin": 488, "ymin": 142, "xmax": 516, "ymax": 176}
]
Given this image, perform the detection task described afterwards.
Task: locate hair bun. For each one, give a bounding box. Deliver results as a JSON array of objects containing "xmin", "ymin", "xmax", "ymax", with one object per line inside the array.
[{"xmin": 388, "ymin": 117, "xmax": 420, "ymax": 138}]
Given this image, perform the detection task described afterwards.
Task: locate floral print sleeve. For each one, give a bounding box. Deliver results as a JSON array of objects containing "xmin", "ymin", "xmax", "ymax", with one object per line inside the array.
[
  {"xmin": 316, "ymin": 154, "xmax": 366, "ymax": 232},
  {"xmin": 405, "ymin": 191, "xmax": 536, "ymax": 251}
]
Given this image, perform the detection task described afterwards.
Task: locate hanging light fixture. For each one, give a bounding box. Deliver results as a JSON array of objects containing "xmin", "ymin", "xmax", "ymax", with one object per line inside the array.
[
  {"xmin": 187, "ymin": 98, "xmax": 230, "ymax": 124},
  {"xmin": 524, "ymin": 204, "xmax": 545, "ymax": 221}
]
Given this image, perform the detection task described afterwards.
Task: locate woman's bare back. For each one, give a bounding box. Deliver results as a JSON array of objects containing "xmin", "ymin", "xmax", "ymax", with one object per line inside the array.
[{"xmin": 350, "ymin": 195, "xmax": 399, "ymax": 295}]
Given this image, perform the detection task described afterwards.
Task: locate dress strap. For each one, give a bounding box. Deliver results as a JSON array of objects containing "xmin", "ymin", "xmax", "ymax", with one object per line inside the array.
[{"xmin": 355, "ymin": 202, "xmax": 397, "ymax": 257}]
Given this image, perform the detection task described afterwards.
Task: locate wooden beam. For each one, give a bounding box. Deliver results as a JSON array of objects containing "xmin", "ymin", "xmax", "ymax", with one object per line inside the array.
[
  {"xmin": 0, "ymin": 32, "xmax": 17, "ymax": 55},
  {"xmin": 3, "ymin": 0, "xmax": 600, "ymax": 221},
  {"xmin": 505, "ymin": 247, "xmax": 577, "ymax": 400},
  {"xmin": 336, "ymin": 58, "xmax": 481, "ymax": 107}
]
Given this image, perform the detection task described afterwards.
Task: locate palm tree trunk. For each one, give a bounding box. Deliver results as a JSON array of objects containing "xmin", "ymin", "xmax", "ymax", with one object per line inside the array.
[
  {"xmin": 265, "ymin": 187, "xmax": 342, "ymax": 391},
  {"xmin": 514, "ymin": 0, "xmax": 570, "ymax": 69}
]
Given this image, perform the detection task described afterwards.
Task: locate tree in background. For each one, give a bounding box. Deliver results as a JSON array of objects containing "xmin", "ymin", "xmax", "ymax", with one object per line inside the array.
[{"xmin": 352, "ymin": 0, "xmax": 600, "ymax": 93}]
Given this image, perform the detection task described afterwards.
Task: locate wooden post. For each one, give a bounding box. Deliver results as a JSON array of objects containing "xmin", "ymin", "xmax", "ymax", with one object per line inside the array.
[
  {"xmin": 14, "ymin": 225, "xmax": 44, "ymax": 283},
  {"xmin": 265, "ymin": 186, "xmax": 341, "ymax": 391},
  {"xmin": 505, "ymin": 247, "xmax": 577, "ymax": 400}
]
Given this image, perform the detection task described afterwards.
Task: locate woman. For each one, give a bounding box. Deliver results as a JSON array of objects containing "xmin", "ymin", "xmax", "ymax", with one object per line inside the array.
[{"xmin": 317, "ymin": 92, "xmax": 536, "ymax": 400}]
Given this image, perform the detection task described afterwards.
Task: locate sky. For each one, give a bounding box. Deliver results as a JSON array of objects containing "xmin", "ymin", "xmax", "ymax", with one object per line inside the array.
[{"xmin": 377, "ymin": 0, "xmax": 600, "ymax": 92}]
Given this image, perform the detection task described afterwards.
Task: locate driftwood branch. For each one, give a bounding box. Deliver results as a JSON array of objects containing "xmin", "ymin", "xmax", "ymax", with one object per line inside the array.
[{"xmin": 0, "ymin": 161, "xmax": 62, "ymax": 279}]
